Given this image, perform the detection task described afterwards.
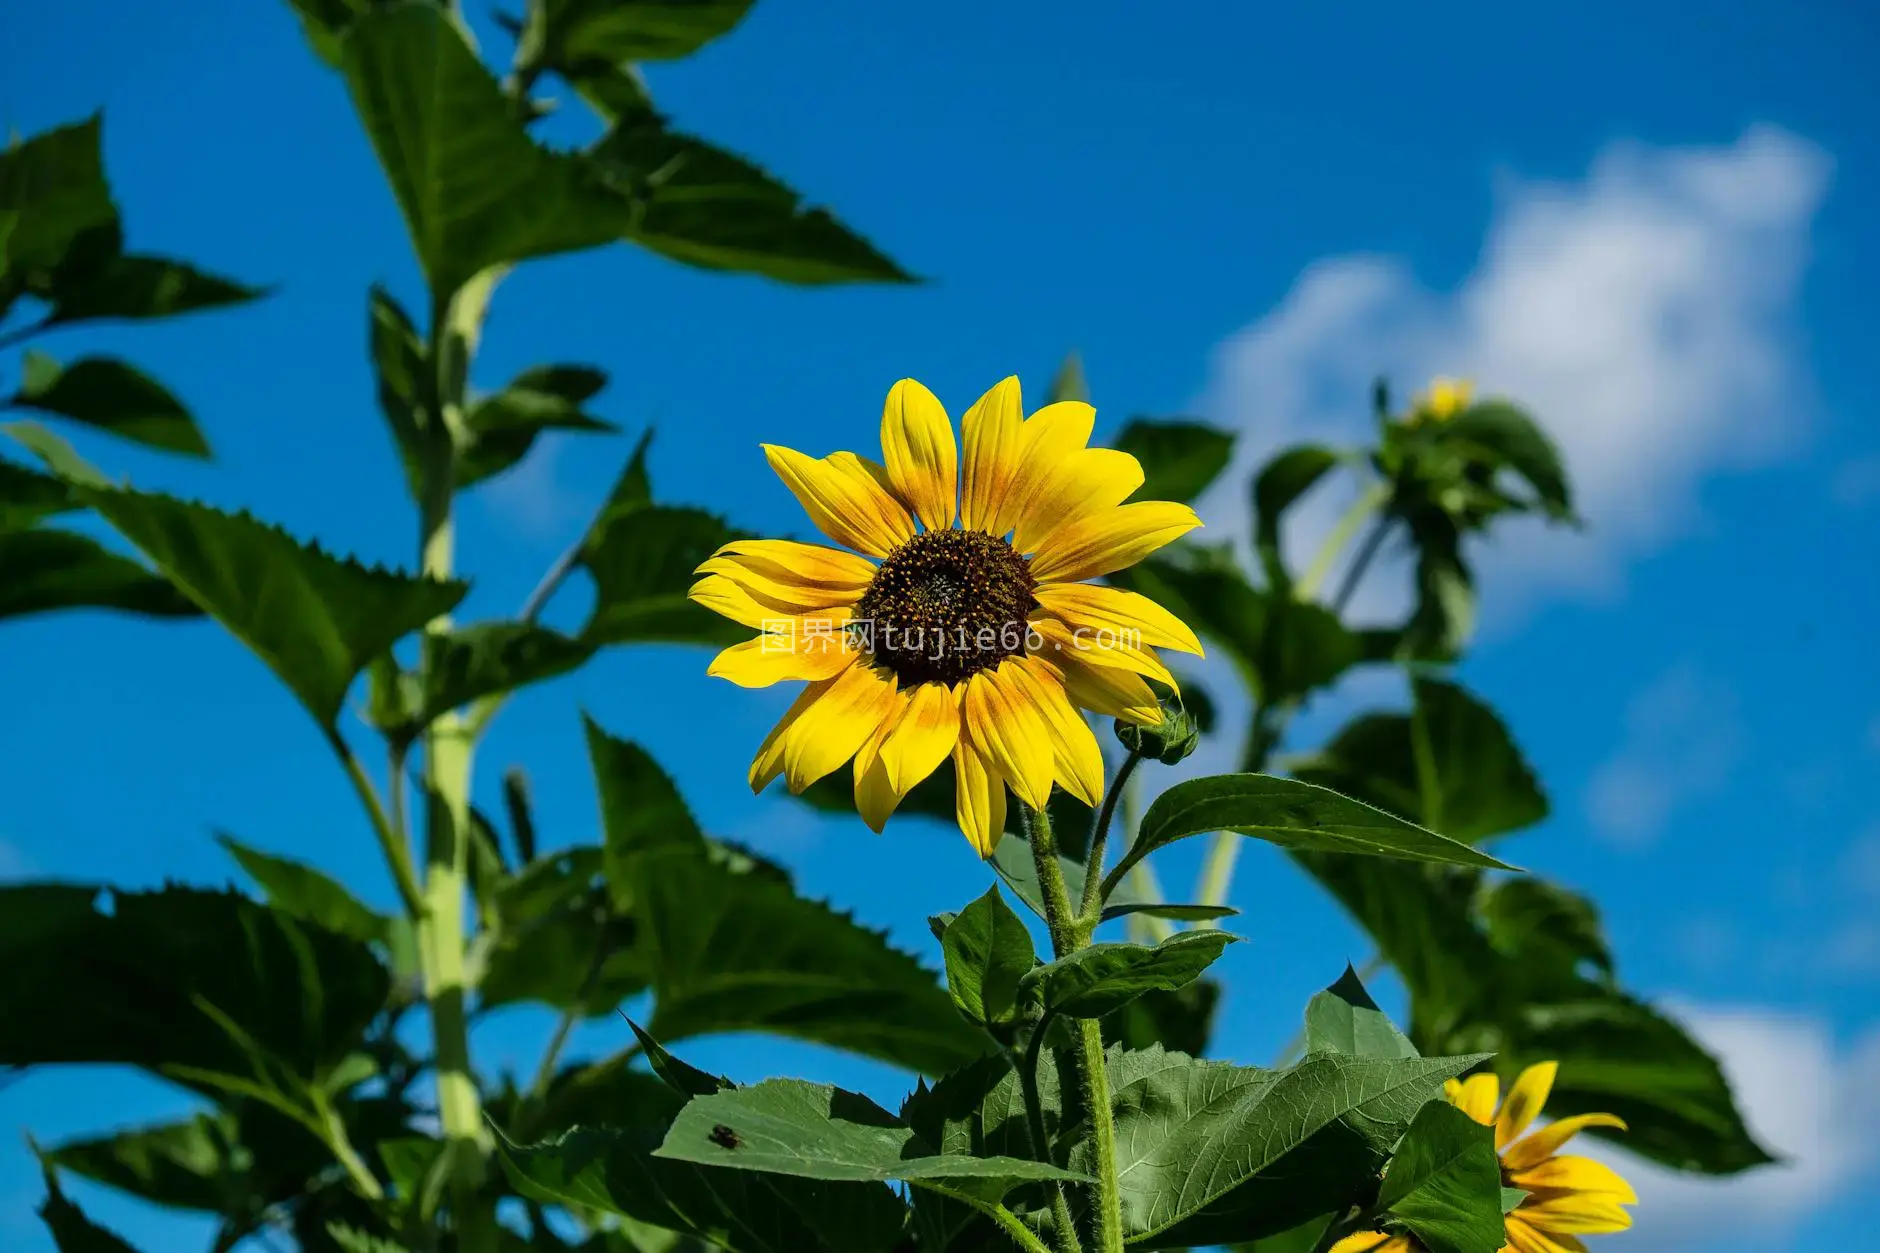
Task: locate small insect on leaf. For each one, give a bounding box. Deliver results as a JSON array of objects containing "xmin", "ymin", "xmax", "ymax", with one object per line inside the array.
[{"xmin": 708, "ymin": 1123, "xmax": 741, "ymax": 1150}]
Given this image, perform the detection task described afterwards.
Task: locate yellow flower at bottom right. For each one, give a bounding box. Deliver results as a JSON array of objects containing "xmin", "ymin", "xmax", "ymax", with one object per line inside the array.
[
  {"xmin": 1450, "ymin": 1061, "xmax": 1637, "ymax": 1253},
  {"xmin": 1328, "ymin": 1061, "xmax": 1636, "ymax": 1253}
]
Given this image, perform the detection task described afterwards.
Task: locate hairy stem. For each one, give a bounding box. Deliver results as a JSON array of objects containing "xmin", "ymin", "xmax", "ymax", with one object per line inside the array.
[
  {"xmin": 1016, "ymin": 1036, "xmax": 1084, "ymax": 1253},
  {"xmin": 1027, "ymin": 802, "xmax": 1125, "ymax": 1253}
]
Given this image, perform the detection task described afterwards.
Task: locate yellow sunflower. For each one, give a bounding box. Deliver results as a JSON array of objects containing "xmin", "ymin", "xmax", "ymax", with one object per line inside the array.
[
  {"xmin": 1411, "ymin": 375, "xmax": 1475, "ymax": 423},
  {"xmin": 688, "ymin": 376, "xmax": 1204, "ymax": 856},
  {"xmin": 1326, "ymin": 1062, "xmax": 1635, "ymax": 1253},
  {"xmin": 1449, "ymin": 1062, "xmax": 1636, "ymax": 1253}
]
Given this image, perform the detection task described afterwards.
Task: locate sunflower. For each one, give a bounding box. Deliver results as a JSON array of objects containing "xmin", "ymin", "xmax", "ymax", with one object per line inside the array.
[
  {"xmin": 689, "ymin": 376, "xmax": 1204, "ymax": 856},
  {"xmin": 1410, "ymin": 375, "xmax": 1474, "ymax": 423},
  {"xmin": 1325, "ymin": 1062, "xmax": 1635, "ymax": 1253},
  {"xmin": 1450, "ymin": 1062, "xmax": 1636, "ymax": 1253}
]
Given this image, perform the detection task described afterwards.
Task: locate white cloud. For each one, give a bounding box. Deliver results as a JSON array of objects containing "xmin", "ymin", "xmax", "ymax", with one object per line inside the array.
[
  {"xmin": 1597, "ymin": 1005, "xmax": 1880, "ymax": 1247},
  {"xmin": 1583, "ymin": 664, "xmax": 1745, "ymax": 846},
  {"xmin": 1199, "ymin": 126, "xmax": 1830, "ymax": 625}
]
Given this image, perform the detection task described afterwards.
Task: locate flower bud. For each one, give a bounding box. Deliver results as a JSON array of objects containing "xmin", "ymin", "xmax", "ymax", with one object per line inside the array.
[{"xmin": 1114, "ymin": 701, "xmax": 1200, "ymax": 765}]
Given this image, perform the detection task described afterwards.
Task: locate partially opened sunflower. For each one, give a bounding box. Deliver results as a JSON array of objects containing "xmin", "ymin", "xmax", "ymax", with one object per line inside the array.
[
  {"xmin": 689, "ymin": 376, "xmax": 1204, "ymax": 855},
  {"xmin": 1329, "ymin": 1061, "xmax": 1636, "ymax": 1253}
]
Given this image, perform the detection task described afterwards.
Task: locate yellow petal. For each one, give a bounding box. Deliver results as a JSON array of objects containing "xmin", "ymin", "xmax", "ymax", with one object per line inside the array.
[
  {"xmin": 707, "ymin": 634, "xmax": 857, "ymax": 688},
  {"xmin": 1011, "ymin": 656, "xmax": 1104, "ymax": 806},
  {"xmin": 1029, "ymin": 500, "xmax": 1202, "ymax": 583},
  {"xmin": 749, "ymin": 679, "xmax": 835, "ymax": 792},
  {"xmin": 1448, "ymin": 1073, "xmax": 1501, "ymax": 1126},
  {"xmin": 1503, "ymin": 1217, "xmax": 1587, "ymax": 1253},
  {"xmin": 1034, "ymin": 582, "xmax": 1203, "ymax": 656},
  {"xmin": 1509, "ymin": 1155, "xmax": 1638, "ymax": 1205},
  {"xmin": 998, "ymin": 400, "xmax": 1098, "ymax": 543},
  {"xmin": 702, "ymin": 538, "xmax": 877, "ymax": 591},
  {"xmin": 1501, "ymin": 1114, "xmax": 1628, "ymax": 1173},
  {"xmin": 963, "ymin": 663, "xmax": 1055, "ymax": 812},
  {"xmin": 853, "ymin": 700, "xmax": 905, "ymax": 833},
  {"xmin": 879, "ymin": 681, "xmax": 961, "ymax": 793},
  {"xmin": 1030, "ymin": 617, "xmax": 1179, "ymax": 693},
  {"xmin": 961, "ymin": 376, "xmax": 1024, "ymax": 534},
  {"xmin": 763, "ymin": 443, "xmax": 917, "ymax": 558},
  {"xmin": 689, "ymin": 574, "xmax": 857, "ymax": 632},
  {"xmin": 1497, "ymin": 1062, "xmax": 1558, "ymax": 1150},
  {"xmin": 694, "ymin": 556, "xmax": 866, "ymax": 614},
  {"xmin": 1011, "ymin": 447, "xmax": 1140, "ymax": 555},
  {"xmin": 1327, "ymin": 1235, "xmax": 1412, "ymax": 1253},
  {"xmin": 1513, "ymin": 1192, "xmax": 1633, "ymax": 1235},
  {"xmin": 1038, "ymin": 648, "xmax": 1163, "ymax": 725},
  {"xmin": 879, "ymin": 378, "xmax": 959, "ymax": 531},
  {"xmin": 780, "ymin": 662, "xmax": 899, "ymax": 793},
  {"xmin": 953, "ymin": 740, "xmax": 1008, "ymax": 857}
]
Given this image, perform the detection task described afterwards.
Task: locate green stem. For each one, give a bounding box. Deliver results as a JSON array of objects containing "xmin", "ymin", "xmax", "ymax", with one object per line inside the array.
[
  {"xmin": 1026, "ymin": 802, "xmax": 1125, "ymax": 1253},
  {"xmin": 1079, "ymin": 751, "xmax": 1140, "ymax": 926},
  {"xmin": 327, "ymin": 729, "xmax": 423, "ymax": 917},
  {"xmin": 1295, "ymin": 481, "xmax": 1387, "ymax": 602},
  {"xmin": 1015, "ymin": 1037, "xmax": 1084, "ymax": 1253},
  {"xmin": 973, "ymin": 1198, "xmax": 1058, "ymax": 1253}
]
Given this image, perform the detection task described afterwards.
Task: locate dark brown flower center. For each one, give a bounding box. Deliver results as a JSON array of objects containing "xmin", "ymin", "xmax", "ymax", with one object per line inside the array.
[{"xmin": 853, "ymin": 529, "xmax": 1037, "ymax": 685}]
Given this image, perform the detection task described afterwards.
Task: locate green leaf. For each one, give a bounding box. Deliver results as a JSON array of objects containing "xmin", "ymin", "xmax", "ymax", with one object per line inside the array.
[
  {"xmin": 0, "ymin": 884, "xmax": 389, "ymax": 1082},
  {"xmin": 1448, "ymin": 401, "xmax": 1574, "ymax": 520},
  {"xmin": 621, "ymin": 1018, "xmax": 733, "ymax": 1098},
  {"xmin": 418, "ymin": 622, "xmax": 595, "ymax": 723},
  {"xmin": 533, "ymin": 0, "xmax": 755, "ymax": 64},
  {"xmin": 457, "ymin": 369, "xmax": 618, "ymax": 488},
  {"xmin": 367, "ymin": 284, "xmax": 431, "ymax": 499},
  {"xmin": 582, "ymin": 504, "xmax": 751, "ymax": 646},
  {"xmin": 0, "ymin": 456, "xmax": 75, "ymax": 530},
  {"xmin": 0, "ymin": 116, "xmax": 116, "ymax": 280},
  {"xmin": 1375, "ymin": 1102, "xmax": 1505, "ymax": 1253},
  {"xmin": 1479, "ymin": 878, "xmax": 1613, "ymax": 980},
  {"xmin": 1098, "ymin": 1045, "xmax": 1490, "ymax": 1244},
  {"xmin": 1047, "ymin": 351, "xmax": 1089, "ymax": 404},
  {"xmin": 10, "ymin": 351, "xmax": 207, "ymax": 458},
  {"xmin": 478, "ymin": 848, "xmax": 645, "ymax": 1014},
  {"xmin": 590, "ymin": 113, "xmax": 913, "ymax": 284},
  {"xmin": 1113, "ymin": 418, "xmax": 1234, "ymax": 504},
  {"xmin": 338, "ymin": 2, "xmax": 631, "ymax": 291},
  {"xmin": 940, "ymin": 886, "xmax": 1036, "ymax": 1028},
  {"xmin": 37, "ymin": 1165, "xmax": 142, "ymax": 1253},
  {"xmin": 69, "ymin": 485, "xmax": 466, "ymax": 727},
  {"xmin": 654, "ymin": 1079, "xmax": 1088, "ymax": 1202},
  {"xmin": 40, "ymin": 254, "xmax": 264, "ymax": 326},
  {"xmin": 1253, "ymin": 444, "xmax": 1340, "ymax": 589},
  {"xmin": 1098, "ymin": 902, "xmax": 1237, "ymax": 923},
  {"xmin": 1019, "ymin": 931, "xmax": 1235, "ymax": 1020},
  {"xmin": 1304, "ymin": 964, "xmax": 1418, "ymax": 1060},
  {"xmin": 46, "ymin": 1115, "xmax": 237, "ymax": 1214},
  {"xmin": 1117, "ymin": 773, "xmax": 1515, "ymax": 888},
  {"xmin": 217, "ymin": 834, "xmax": 391, "ymax": 946},
  {"xmin": 1101, "ymin": 978, "xmax": 1221, "ymax": 1059},
  {"xmin": 588, "ymin": 722, "xmax": 988, "ymax": 1074},
  {"xmin": 1403, "ymin": 511, "xmax": 1474, "ymax": 659},
  {"xmin": 1288, "ymin": 677, "xmax": 1547, "ymax": 842},
  {"xmin": 1501, "ymin": 1187, "xmax": 1529, "ymax": 1214},
  {"xmin": 0, "ymin": 528, "xmax": 200, "ymax": 621}
]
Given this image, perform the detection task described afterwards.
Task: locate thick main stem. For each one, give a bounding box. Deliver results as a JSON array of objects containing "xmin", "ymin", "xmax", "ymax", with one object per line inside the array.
[
  {"xmin": 1027, "ymin": 803, "xmax": 1125, "ymax": 1253},
  {"xmin": 413, "ymin": 279, "xmax": 499, "ymax": 1253}
]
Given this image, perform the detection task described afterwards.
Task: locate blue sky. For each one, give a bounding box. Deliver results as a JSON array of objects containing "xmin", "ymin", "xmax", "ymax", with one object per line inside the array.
[{"xmin": 4, "ymin": 1, "xmax": 1878, "ymax": 1249}]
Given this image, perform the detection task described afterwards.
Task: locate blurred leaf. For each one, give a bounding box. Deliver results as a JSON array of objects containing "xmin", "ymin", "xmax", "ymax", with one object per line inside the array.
[
  {"xmin": 69, "ymin": 485, "xmax": 467, "ymax": 727},
  {"xmin": 939, "ymin": 886, "xmax": 1036, "ymax": 1029},
  {"xmin": 581, "ymin": 505, "xmax": 748, "ymax": 646},
  {"xmin": 0, "ymin": 884, "xmax": 389, "ymax": 1082},
  {"xmin": 0, "ymin": 528, "xmax": 200, "ymax": 621},
  {"xmin": 9, "ymin": 351, "xmax": 207, "ymax": 458},
  {"xmin": 419, "ymin": 622, "xmax": 595, "ymax": 723},
  {"xmin": 457, "ymin": 366, "xmax": 618, "ymax": 488},
  {"xmin": 0, "ymin": 116, "xmax": 116, "ymax": 282},
  {"xmin": 589, "ymin": 112, "xmax": 912, "ymax": 284},
  {"xmin": 338, "ymin": 3, "xmax": 630, "ymax": 292},
  {"xmin": 531, "ymin": 0, "xmax": 755, "ymax": 64},
  {"xmin": 1113, "ymin": 418, "xmax": 1234, "ymax": 504},
  {"xmin": 622, "ymin": 1017, "xmax": 734, "ymax": 1099},
  {"xmin": 1116, "ymin": 773, "xmax": 1515, "ymax": 886},
  {"xmin": 1448, "ymin": 401, "xmax": 1573, "ymax": 520},
  {"xmin": 0, "ymin": 456, "xmax": 76, "ymax": 529},
  {"xmin": 654, "ymin": 1078, "xmax": 1087, "ymax": 1202},
  {"xmin": 588, "ymin": 721, "xmax": 988, "ymax": 1074},
  {"xmin": 1101, "ymin": 977, "xmax": 1221, "ymax": 1059},
  {"xmin": 1046, "ymin": 350, "xmax": 1088, "ymax": 404},
  {"xmin": 1253, "ymin": 445, "xmax": 1339, "ymax": 590},
  {"xmin": 368, "ymin": 285, "xmax": 432, "ymax": 498},
  {"xmin": 1303, "ymin": 965, "xmax": 1417, "ymax": 1060},
  {"xmin": 38, "ymin": 255, "xmax": 263, "ymax": 326},
  {"xmin": 217, "ymin": 834, "xmax": 392, "ymax": 946},
  {"xmin": 47, "ymin": 1116, "xmax": 235, "ymax": 1214},
  {"xmin": 1288, "ymin": 677, "xmax": 1547, "ymax": 842},
  {"xmin": 1375, "ymin": 1103, "xmax": 1505, "ymax": 1253},
  {"xmin": 37, "ymin": 1165, "xmax": 143, "ymax": 1253},
  {"xmin": 1478, "ymin": 877, "xmax": 1613, "ymax": 981},
  {"xmin": 479, "ymin": 848, "xmax": 646, "ymax": 1014},
  {"xmin": 1402, "ymin": 511, "xmax": 1473, "ymax": 659},
  {"xmin": 1096, "ymin": 1045, "xmax": 1489, "ymax": 1245},
  {"xmin": 1098, "ymin": 902, "xmax": 1237, "ymax": 924},
  {"xmin": 1019, "ymin": 932, "xmax": 1235, "ymax": 1020}
]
